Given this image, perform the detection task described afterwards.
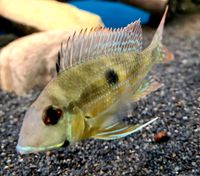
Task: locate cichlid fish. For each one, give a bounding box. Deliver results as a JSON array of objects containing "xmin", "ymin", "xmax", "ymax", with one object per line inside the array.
[{"xmin": 16, "ymin": 7, "xmax": 173, "ymax": 154}]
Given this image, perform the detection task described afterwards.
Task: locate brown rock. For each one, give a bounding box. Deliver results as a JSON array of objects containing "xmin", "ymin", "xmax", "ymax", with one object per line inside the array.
[
  {"xmin": 0, "ymin": 29, "xmax": 80, "ymax": 95},
  {"xmin": 0, "ymin": 0, "xmax": 103, "ymax": 35}
]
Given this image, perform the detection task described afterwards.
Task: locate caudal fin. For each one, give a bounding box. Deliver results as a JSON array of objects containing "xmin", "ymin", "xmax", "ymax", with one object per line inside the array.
[{"xmin": 147, "ymin": 6, "xmax": 174, "ymax": 63}]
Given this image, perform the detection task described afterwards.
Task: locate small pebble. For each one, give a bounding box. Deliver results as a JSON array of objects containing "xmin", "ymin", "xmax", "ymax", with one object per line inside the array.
[
  {"xmin": 154, "ymin": 131, "xmax": 170, "ymax": 143},
  {"xmin": 182, "ymin": 116, "xmax": 188, "ymax": 120}
]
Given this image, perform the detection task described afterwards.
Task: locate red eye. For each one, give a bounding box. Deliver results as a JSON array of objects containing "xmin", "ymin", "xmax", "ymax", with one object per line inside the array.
[{"xmin": 43, "ymin": 106, "xmax": 62, "ymax": 125}]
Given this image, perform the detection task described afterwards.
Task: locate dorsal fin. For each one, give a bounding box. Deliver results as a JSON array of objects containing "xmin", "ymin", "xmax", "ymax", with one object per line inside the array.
[
  {"xmin": 56, "ymin": 20, "xmax": 142, "ymax": 74},
  {"xmin": 56, "ymin": 51, "xmax": 61, "ymax": 74}
]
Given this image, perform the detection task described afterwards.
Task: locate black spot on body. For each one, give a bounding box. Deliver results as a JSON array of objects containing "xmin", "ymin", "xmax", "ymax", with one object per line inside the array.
[{"xmin": 105, "ymin": 69, "xmax": 119, "ymax": 85}]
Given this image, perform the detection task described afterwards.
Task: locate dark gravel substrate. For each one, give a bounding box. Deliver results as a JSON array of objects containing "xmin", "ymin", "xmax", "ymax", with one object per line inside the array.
[{"xmin": 0, "ymin": 14, "xmax": 200, "ymax": 176}]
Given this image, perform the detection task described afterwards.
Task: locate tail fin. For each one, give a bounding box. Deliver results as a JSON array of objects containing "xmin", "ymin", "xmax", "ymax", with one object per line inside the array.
[{"xmin": 146, "ymin": 6, "xmax": 174, "ymax": 63}]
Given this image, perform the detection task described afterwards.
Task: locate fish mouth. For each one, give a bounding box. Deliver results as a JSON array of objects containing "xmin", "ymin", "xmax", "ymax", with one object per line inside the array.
[{"xmin": 16, "ymin": 142, "xmax": 65, "ymax": 154}]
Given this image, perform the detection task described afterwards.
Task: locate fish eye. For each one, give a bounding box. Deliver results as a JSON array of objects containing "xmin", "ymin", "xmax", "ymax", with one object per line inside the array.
[{"xmin": 43, "ymin": 105, "xmax": 62, "ymax": 125}]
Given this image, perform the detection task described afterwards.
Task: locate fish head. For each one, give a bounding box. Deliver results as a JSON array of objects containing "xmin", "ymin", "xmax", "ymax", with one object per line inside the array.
[{"xmin": 16, "ymin": 92, "xmax": 69, "ymax": 154}]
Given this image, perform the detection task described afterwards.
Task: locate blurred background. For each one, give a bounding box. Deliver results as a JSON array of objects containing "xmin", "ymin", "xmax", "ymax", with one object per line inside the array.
[{"xmin": 0, "ymin": 0, "xmax": 200, "ymax": 36}]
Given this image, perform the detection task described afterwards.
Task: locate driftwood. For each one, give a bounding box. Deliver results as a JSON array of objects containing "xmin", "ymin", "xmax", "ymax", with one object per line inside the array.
[
  {"xmin": 0, "ymin": 29, "xmax": 83, "ymax": 95},
  {"xmin": 0, "ymin": 0, "xmax": 103, "ymax": 35}
]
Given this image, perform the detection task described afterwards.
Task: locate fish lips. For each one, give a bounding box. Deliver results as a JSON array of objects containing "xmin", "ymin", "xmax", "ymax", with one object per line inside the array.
[
  {"xmin": 16, "ymin": 139, "xmax": 70, "ymax": 154},
  {"xmin": 16, "ymin": 143, "xmax": 61, "ymax": 154}
]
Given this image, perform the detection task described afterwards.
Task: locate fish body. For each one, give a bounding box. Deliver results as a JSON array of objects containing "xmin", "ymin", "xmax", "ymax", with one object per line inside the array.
[{"xmin": 17, "ymin": 7, "xmax": 173, "ymax": 154}]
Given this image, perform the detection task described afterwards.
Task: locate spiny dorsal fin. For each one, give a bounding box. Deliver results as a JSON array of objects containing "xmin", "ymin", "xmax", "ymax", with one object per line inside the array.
[
  {"xmin": 56, "ymin": 51, "xmax": 61, "ymax": 74},
  {"xmin": 56, "ymin": 20, "xmax": 142, "ymax": 74}
]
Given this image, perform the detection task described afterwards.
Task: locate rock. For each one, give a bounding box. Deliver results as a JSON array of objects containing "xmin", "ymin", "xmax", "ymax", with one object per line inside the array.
[
  {"xmin": 0, "ymin": 0, "xmax": 103, "ymax": 35},
  {"xmin": 0, "ymin": 29, "xmax": 80, "ymax": 95}
]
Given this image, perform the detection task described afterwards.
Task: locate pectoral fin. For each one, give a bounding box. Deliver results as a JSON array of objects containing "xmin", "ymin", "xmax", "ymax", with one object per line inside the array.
[
  {"xmin": 132, "ymin": 79, "xmax": 163, "ymax": 102},
  {"xmin": 92, "ymin": 117, "xmax": 158, "ymax": 140}
]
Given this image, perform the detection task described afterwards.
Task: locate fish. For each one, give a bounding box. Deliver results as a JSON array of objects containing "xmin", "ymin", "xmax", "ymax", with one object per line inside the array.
[{"xmin": 16, "ymin": 7, "xmax": 173, "ymax": 154}]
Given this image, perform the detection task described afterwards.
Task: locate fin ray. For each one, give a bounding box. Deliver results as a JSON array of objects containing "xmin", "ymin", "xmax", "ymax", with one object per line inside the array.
[
  {"xmin": 93, "ymin": 117, "xmax": 158, "ymax": 140},
  {"xmin": 144, "ymin": 6, "xmax": 174, "ymax": 63},
  {"xmin": 56, "ymin": 20, "xmax": 142, "ymax": 73},
  {"xmin": 132, "ymin": 78, "xmax": 163, "ymax": 101}
]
